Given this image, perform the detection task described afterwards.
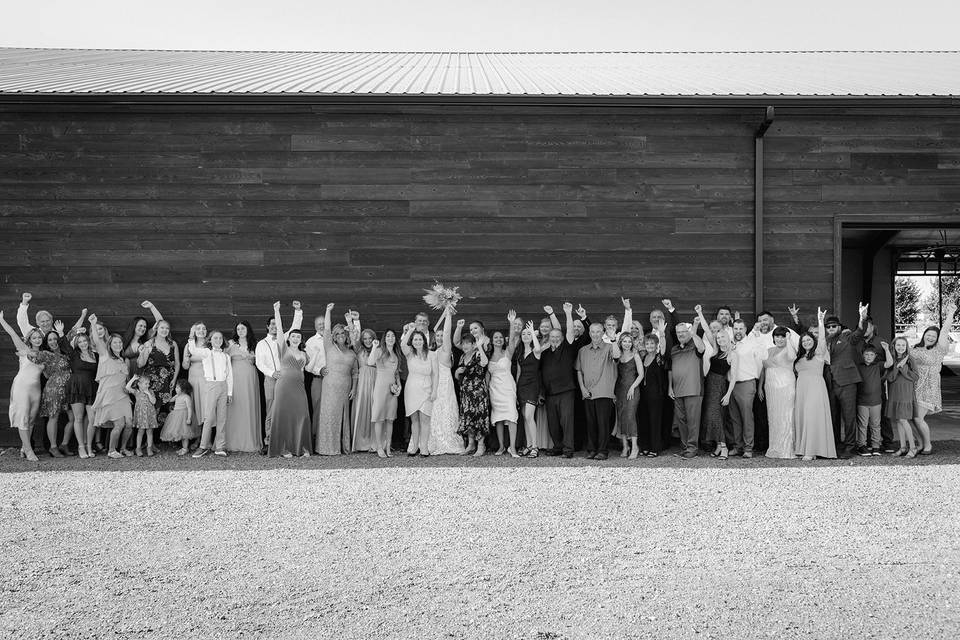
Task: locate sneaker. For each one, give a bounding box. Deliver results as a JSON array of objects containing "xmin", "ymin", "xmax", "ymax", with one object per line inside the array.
[
  {"xmin": 883, "ymin": 447, "xmax": 896, "ymax": 454},
  {"xmin": 871, "ymin": 448, "xmax": 881, "ymax": 456},
  {"xmin": 857, "ymin": 446, "xmax": 872, "ymax": 457},
  {"xmin": 192, "ymin": 448, "xmax": 210, "ymax": 459},
  {"xmin": 681, "ymin": 451, "xmax": 697, "ymax": 459},
  {"xmin": 107, "ymin": 451, "xmax": 123, "ymax": 459},
  {"xmin": 214, "ymin": 450, "xmax": 228, "ymax": 457}
]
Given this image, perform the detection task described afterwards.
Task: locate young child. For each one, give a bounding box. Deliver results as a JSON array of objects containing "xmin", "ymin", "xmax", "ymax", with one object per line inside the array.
[
  {"xmin": 856, "ymin": 343, "xmax": 893, "ymax": 456},
  {"xmin": 160, "ymin": 379, "xmax": 197, "ymax": 456},
  {"xmin": 126, "ymin": 374, "xmax": 158, "ymax": 456},
  {"xmin": 885, "ymin": 337, "xmax": 920, "ymax": 458}
]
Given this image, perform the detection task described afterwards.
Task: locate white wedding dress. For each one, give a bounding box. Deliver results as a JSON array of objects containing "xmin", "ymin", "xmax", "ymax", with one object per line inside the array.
[{"xmin": 427, "ymin": 359, "xmax": 465, "ymax": 454}]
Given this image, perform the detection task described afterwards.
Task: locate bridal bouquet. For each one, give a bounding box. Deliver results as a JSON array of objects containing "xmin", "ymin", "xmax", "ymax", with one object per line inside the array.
[{"xmin": 422, "ymin": 281, "xmax": 462, "ymax": 314}]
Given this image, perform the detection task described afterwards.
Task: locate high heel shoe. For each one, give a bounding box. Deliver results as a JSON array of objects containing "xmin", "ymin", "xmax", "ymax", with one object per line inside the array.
[
  {"xmin": 135, "ymin": 448, "xmax": 144, "ymax": 457},
  {"xmin": 21, "ymin": 449, "xmax": 39, "ymax": 462},
  {"xmin": 376, "ymin": 448, "xmax": 387, "ymax": 459},
  {"xmin": 892, "ymin": 448, "xmax": 907, "ymax": 457},
  {"xmin": 508, "ymin": 447, "xmax": 520, "ymax": 458},
  {"xmin": 718, "ymin": 445, "xmax": 729, "ymax": 460},
  {"xmin": 78, "ymin": 445, "xmax": 89, "ymax": 459},
  {"xmin": 49, "ymin": 447, "xmax": 65, "ymax": 458},
  {"xmin": 905, "ymin": 448, "xmax": 918, "ymax": 459}
]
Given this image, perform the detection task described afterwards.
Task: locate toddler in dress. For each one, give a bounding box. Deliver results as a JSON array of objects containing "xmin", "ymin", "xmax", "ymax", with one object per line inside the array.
[
  {"xmin": 159, "ymin": 380, "xmax": 197, "ymax": 456},
  {"xmin": 125, "ymin": 374, "xmax": 158, "ymax": 457}
]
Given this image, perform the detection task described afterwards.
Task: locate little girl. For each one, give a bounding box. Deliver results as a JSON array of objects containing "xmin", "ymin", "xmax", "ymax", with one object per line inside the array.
[
  {"xmin": 160, "ymin": 380, "xmax": 197, "ymax": 456},
  {"xmin": 126, "ymin": 374, "xmax": 158, "ymax": 456}
]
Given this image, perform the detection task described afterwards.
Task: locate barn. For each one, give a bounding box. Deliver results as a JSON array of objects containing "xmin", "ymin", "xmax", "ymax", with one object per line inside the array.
[{"xmin": 1, "ymin": 49, "xmax": 959, "ymax": 434}]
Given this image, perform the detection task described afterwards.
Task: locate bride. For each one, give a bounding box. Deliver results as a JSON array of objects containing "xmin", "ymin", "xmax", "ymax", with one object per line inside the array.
[
  {"xmin": 759, "ymin": 326, "xmax": 798, "ymax": 458},
  {"xmin": 427, "ymin": 308, "xmax": 465, "ymax": 455}
]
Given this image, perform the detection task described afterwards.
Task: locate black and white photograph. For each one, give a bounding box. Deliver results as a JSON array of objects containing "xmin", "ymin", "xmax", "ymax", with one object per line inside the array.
[{"xmin": 1, "ymin": 1, "xmax": 959, "ymax": 638}]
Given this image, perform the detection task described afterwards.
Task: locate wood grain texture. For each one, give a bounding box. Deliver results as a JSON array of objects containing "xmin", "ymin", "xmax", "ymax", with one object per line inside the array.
[{"xmin": 2, "ymin": 105, "xmax": 960, "ymax": 424}]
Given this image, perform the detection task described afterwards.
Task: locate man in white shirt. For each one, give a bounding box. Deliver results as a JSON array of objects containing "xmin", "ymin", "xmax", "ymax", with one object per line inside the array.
[
  {"xmin": 304, "ymin": 314, "xmax": 326, "ymax": 432},
  {"xmin": 255, "ymin": 302, "xmax": 302, "ymax": 452},
  {"xmin": 192, "ymin": 335, "xmax": 234, "ymax": 458},
  {"xmin": 16, "ymin": 292, "xmax": 55, "ymax": 338},
  {"xmin": 729, "ymin": 318, "xmax": 765, "ymax": 457}
]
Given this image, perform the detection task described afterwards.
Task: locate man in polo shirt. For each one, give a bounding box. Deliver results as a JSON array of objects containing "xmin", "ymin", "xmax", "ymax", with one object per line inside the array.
[
  {"xmin": 668, "ymin": 320, "xmax": 706, "ymax": 459},
  {"xmin": 540, "ymin": 302, "xmax": 577, "ymax": 458},
  {"xmin": 576, "ymin": 322, "xmax": 621, "ymax": 460}
]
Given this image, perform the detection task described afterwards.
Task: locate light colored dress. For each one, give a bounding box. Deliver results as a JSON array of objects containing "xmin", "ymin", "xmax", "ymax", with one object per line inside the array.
[
  {"xmin": 315, "ymin": 343, "xmax": 357, "ymax": 455},
  {"xmin": 225, "ymin": 342, "xmax": 262, "ymax": 452},
  {"xmin": 794, "ymin": 355, "xmax": 835, "ymax": 459},
  {"xmin": 488, "ymin": 354, "xmax": 519, "ymax": 424},
  {"xmin": 371, "ymin": 354, "xmax": 399, "ymax": 422},
  {"xmin": 404, "ymin": 352, "xmax": 434, "ymax": 417},
  {"xmin": 8, "ymin": 354, "xmax": 42, "ymax": 430},
  {"xmin": 428, "ymin": 358, "xmax": 465, "ymax": 454},
  {"xmin": 160, "ymin": 394, "xmax": 198, "ymax": 441},
  {"xmin": 90, "ymin": 356, "xmax": 132, "ymax": 429},
  {"xmin": 911, "ymin": 343, "xmax": 948, "ymax": 413},
  {"xmin": 763, "ymin": 347, "xmax": 797, "ymax": 459},
  {"xmin": 351, "ymin": 356, "xmax": 376, "ymax": 452},
  {"xmin": 184, "ymin": 343, "xmax": 206, "ymax": 428},
  {"xmin": 268, "ymin": 349, "xmax": 312, "ymax": 457}
]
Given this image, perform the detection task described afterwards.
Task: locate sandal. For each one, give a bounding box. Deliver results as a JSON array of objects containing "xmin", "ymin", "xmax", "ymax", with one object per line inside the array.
[
  {"xmin": 905, "ymin": 448, "xmax": 918, "ymax": 459},
  {"xmin": 527, "ymin": 448, "xmax": 539, "ymax": 458},
  {"xmin": 718, "ymin": 445, "xmax": 729, "ymax": 460}
]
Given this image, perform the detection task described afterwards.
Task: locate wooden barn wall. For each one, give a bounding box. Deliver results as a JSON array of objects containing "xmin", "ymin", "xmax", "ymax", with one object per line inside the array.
[{"xmin": 1, "ymin": 103, "xmax": 959, "ymax": 425}]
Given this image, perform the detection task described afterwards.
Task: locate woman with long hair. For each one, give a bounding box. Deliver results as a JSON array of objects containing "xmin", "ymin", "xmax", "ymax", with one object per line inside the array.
[
  {"xmin": 351, "ymin": 323, "xmax": 378, "ymax": 452},
  {"xmin": 910, "ymin": 301, "xmax": 957, "ymax": 455},
  {"xmin": 66, "ymin": 328, "xmax": 98, "ymax": 458},
  {"xmin": 759, "ymin": 326, "xmax": 797, "ymax": 459},
  {"xmin": 516, "ymin": 320, "xmax": 543, "ymax": 457},
  {"xmin": 314, "ymin": 303, "xmax": 359, "ymax": 455},
  {"xmin": 31, "ymin": 330, "xmax": 74, "ymax": 458},
  {"xmin": 696, "ymin": 305, "xmax": 736, "ymax": 460},
  {"xmin": 0, "ymin": 310, "xmax": 44, "ymax": 461},
  {"xmin": 267, "ymin": 302, "xmax": 312, "ymax": 458},
  {"xmin": 401, "ymin": 322, "xmax": 437, "ymax": 456},
  {"xmin": 137, "ymin": 319, "xmax": 180, "ymax": 424},
  {"xmin": 794, "ymin": 307, "xmax": 835, "ymax": 460},
  {"xmin": 368, "ymin": 328, "xmax": 402, "ymax": 458},
  {"xmin": 224, "ymin": 320, "xmax": 261, "ymax": 452},
  {"xmin": 488, "ymin": 311, "xmax": 520, "ymax": 457},
  {"xmin": 122, "ymin": 300, "xmax": 164, "ymax": 372},
  {"xmin": 614, "ymin": 331, "xmax": 645, "ymax": 459},
  {"xmin": 88, "ymin": 313, "xmax": 134, "ymax": 459},
  {"xmin": 886, "ymin": 337, "xmax": 919, "ymax": 457},
  {"xmin": 181, "ymin": 322, "xmax": 209, "ymax": 432},
  {"xmin": 427, "ymin": 308, "xmax": 465, "ymax": 455},
  {"xmin": 638, "ymin": 319, "xmax": 668, "ymax": 457}
]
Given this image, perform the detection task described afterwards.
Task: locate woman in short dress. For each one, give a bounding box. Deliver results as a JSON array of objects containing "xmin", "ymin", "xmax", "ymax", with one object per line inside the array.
[
  {"xmin": 267, "ymin": 302, "xmax": 312, "ymax": 458},
  {"xmin": 794, "ymin": 308, "xmax": 835, "ymax": 460},
  {"xmin": 401, "ymin": 321, "xmax": 437, "ymax": 456},
  {"xmin": 886, "ymin": 337, "xmax": 919, "ymax": 457},
  {"xmin": 66, "ymin": 329, "xmax": 99, "ymax": 459},
  {"xmin": 488, "ymin": 310, "xmax": 520, "ymax": 457},
  {"xmin": 88, "ymin": 313, "xmax": 134, "ymax": 459},
  {"xmin": 516, "ymin": 320, "xmax": 543, "ymax": 457},
  {"xmin": 138, "ymin": 319, "xmax": 179, "ymax": 424},
  {"xmin": 427, "ymin": 308, "xmax": 465, "ymax": 456},
  {"xmin": 181, "ymin": 322, "xmax": 208, "ymax": 431},
  {"xmin": 368, "ymin": 329, "xmax": 402, "ymax": 458},
  {"xmin": 910, "ymin": 302, "xmax": 956, "ymax": 455},
  {"xmin": 0, "ymin": 310, "xmax": 44, "ymax": 461},
  {"xmin": 314, "ymin": 303, "xmax": 359, "ymax": 455},
  {"xmin": 456, "ymin": 331, "xmax": 490, "ymax": 457},
  {"xmin": 225, "ymin": 320, "xmax": 262, "ymax": 452},
  {"xmin": 614, "ymin": 332, "xmax": 645, "ymax": 459},
  {"xmin": 29, "ymin": 330, "xmax": 74, "ymax": 458}
]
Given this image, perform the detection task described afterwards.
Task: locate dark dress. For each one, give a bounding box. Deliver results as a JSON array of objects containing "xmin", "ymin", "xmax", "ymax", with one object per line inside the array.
[
  {"xmin": 65, "ymin": 350, "xmax": 98, "ymax": 406},
  {"xmin": 141, "ymin": 341, "xmax": 177, "ymax": 421},
  {"xmin": 639, "ymin": 353, "xmax": 667, "ymax": 453},
  {"xmin": 516, "ymin": 349, "xmax": 541, "ymax": 405},
  {"xmin": 457, "ymin": 353, "xmax": 490, "ymax": 440},
  {"xmin": 614, "ymin": 357, "xmax": 640, "ymax": 438},
  {"xmin": 885, "ymin": 360, "xmax": 918, "ymax": 420},
  {"xmin": 268, "ymin": 350, "xmax": 313, "ymax": 457},
  {"xmin": 701, "ymin": 352, "xmax": 731, "ymax": 444}
]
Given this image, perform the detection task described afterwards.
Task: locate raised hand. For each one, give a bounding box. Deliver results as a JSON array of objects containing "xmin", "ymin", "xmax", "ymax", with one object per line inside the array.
[
  {"xmin": 141, "ymin": 300, "xmax": 154, "ymax": 309},
  {"xmin": 562, "ymin": 301, "xmax": 573, "ymax": 314},
  {"xmin": 273, "ymin": 301, "xmax": 281, "ymax": 312},
  {"xmin": 88, "ymin": 313, "xmax": 98, "ymax": 325},
  {"xmin": 350, "ymin": 310, "xmax": 360, "ymax": 321},
  {"xmin": 525, "ymin": 320, "xmax": 535, "ymax": 332},
  {"xmin": 787, "ymin": 304, "xmax": 799, "ymax": 317},
  {"xmin": 858, "ymin": 301, "xmax": 869, "ymax": 318},
  {"xmin": 372, "ymin": 339, "xmax": 380, "ymax": 349},
  {"xmin": 694, "ymin": 304, "xmax": 703, "ymax": 316},
  {"xmin": 325, "ymin": 302, "xmax": 335, "ymax": 312},
  {"xmin": 456, "ymin": 319, "xmax": 465, "ymax": 329},
  {"xmin": 817, "ymin": 307, "xmax": 827, "ymax": 323},
  {"xmin": 507, "ymin": 309, "xmax": 517, "ymax": 323},
  {"xmin": 53, "ymin": 320, "xmax": 64, "ymax": 335},
  {"xmin": 621, "ymin": 297, "xmax": 631, "ymax": 310},
  {"xmin": 21, "ymin": 292, "xmax": 31, "ymax": 304},
  {"xmin": 543, "ymin": 305, "xmax": 554, "ymax": 316},
  {"xmin": 734, "ymin": 310, "xmax": 741, "ymax": 320},
  {"xmin": 880, "ymin": 341, "xmax": 890, "ymax": 351},
  {"xmin": 576, "ymin": 304, "xmax": 587, "ymax": 319},
  {"xmin": 292, "ymin": 300, "xmax": 302, "ymax": 311}
]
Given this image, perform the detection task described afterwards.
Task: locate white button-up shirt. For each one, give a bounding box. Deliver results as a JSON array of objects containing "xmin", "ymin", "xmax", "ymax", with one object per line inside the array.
[
  {"xmin": 305, "ymin": 333, "xmax": 326, "ymax": 375},
  {"xmin": 193, "ymin": 347, "xmax": 234, "ymax": 395},
  {"xmin": 254, "ymin": 310, "xmax": 302, "ymax": 378}
]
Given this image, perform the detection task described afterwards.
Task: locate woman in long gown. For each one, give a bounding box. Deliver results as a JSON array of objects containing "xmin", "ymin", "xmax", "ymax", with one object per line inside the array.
[
  {"xmin": 516, "ymin": 321, "xmax": 543, "ymax": 457},
  {"xmin": 369, "ymin": 329, "xmax": 401, "ymax": 458},
  {"xmin": 614, "ymin": 332, "xmax": 645, "ymax": 459},
  {"xmin": 428, "ymin": 309, "xmax": 465, "ymax": 455},
  {"xmin": 88, "ymin": 313, "xmax": 134, "ymax": 459},
  {"xmin": 456, "ymin": 332, "xmax": 491, "ymax": 457},
  {"xmin": 794, "ymin": 307, "xmax": 835, "ymax": 460},
  {"xmin": 350, "ymin": 325, "xmax": 377, "ymax": 452},
  {"xmin": 401, "ymin": 322, "xmax": 437, "ymax": 456},
  {"xmin": 695, "ymin": 306, "xmax": 736, "ymax": 459},
  {"xmin": 267, "ymin": 302, "xmax": 312, "ymax": 458},
  {"xmin": 138, "ymin": 319, "xmax": 179, "ymax": 424},
  {"xmin": 759, "ymin": 326, "xmax": 798, "ymax": 459},
  {"xmin": 886, "ymin": 337, "xmax": 919, "ymax": 457},
  {"xmin": 910, "ymin": 302, "xmax": 956, "ymax": 455},
  {"xmin": 225, "ymin": 321, "xmax": 262, "ymax": 452},
  {"xmin": 314, "ymin": 303, "xmax": 358, "ymax": 455},
  {"xmin": 638, "ymin": 323, "xmax": 668, "ymax": 457},
  {"xmin": 0, "ymin": 311, "xmax": 44, "ymax": 461},
  {"xmin": 181, "ymin": 322, "xmax": 208, "ymax": 431},
  {"xmin": 488, "ymin": 311, "xmax": 520, "ymax": 457}
]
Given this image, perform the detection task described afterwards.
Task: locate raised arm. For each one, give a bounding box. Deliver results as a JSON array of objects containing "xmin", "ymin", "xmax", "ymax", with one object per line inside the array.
[
  {"xmin": 505, "ymin": 309, "xmax": 519, "ymax": 358},
  {"xmin": 124, "ymin": 375, "xmax": 138, "ymax": 394},
  {"xmin": 440, "ymin": 308, "xmax": 453, "ymax": 357},
  {"xmin": 815, "ymin": 307, "xmax": 828, "ymax": 358},
  {"xmin": 320, "ymin": 302, "xmax": 334, "ymax": 352},
  {"xmin": 562, "ymin": 302, "xmax": 575, "ymax": 344},
  {"xmin": 69, "ymin": 307, "xmax": 88, "ymax": 339},
  {"xmin": 16, "ymin": 293, "xmax": 33, "ymax": 337},
  {"xmin": 452, "ymin": 317, "xmax": 465, "ymax": 350},
  {"xmin": 274, "ymin": 301, "xmax": 286, "ymax": 356},
  {"xmin": 880, "ymin": 341, "xmax": 894, "ymax": 369},
  {"xmin": 849, "ymin": 302, "xmax": 868, "ymax": 344},
  {"xmin": 940, "ymin": 302, "xmax": 957, "ymax": 349},
  {"xmin": 88, "ymin": 313, "xmax": 109, "ymax": 356},
  {"xmin": 620, "ymin": 297, "xmax": 633, "ymax": 338},
  {"xmin": 400, "ymin": 321, "xmax": 416, "ymax": 358},
  {"xmin": 544, "ymin": 305, "xmax": 561, "ymax": 331},
  {"xmin": 0, "ymin": 310, "xmax": 29, "ymax": 353},
  {"xmin": 141, "ymin": 300, "xmax": 163, "ymax": 327},
  {"xmin": 695, "ymin": 304, "xmax": 715, "ymax": 350}
]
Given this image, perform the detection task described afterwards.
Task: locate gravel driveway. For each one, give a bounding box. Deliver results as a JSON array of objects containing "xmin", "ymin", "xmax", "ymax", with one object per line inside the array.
[{"xmin": 1, "ymin": 448, "xmax": 959, "ymax": 639}]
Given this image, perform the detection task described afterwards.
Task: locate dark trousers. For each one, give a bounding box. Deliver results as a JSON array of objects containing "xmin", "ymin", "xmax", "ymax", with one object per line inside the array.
[
  {"xmin": 830, "ymin": 382, "xmax": 858, "ymax": 451},
  {"xmin": 727, "ymin": 379, "xmax": 757, "ymax": 452},
  {"xmin": 584, "ymin": 397, "xmax": 615, "ymax": 454},
  {"xmin": 546, "ymin": 391, "xmax": 575, "ymax": 454},
  {"xmin": 673, "ymin": 395, "xmax": 702, "ymax": 454}
]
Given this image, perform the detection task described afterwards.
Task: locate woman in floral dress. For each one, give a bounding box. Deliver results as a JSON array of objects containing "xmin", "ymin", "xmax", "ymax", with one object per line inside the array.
[
  {"xmin": 455, "ymin": 332, "xmax": 490, "ymax": 457},
  {"xmin": 911, "ymin": 301, "xmax": 957, "ymax": 455}
]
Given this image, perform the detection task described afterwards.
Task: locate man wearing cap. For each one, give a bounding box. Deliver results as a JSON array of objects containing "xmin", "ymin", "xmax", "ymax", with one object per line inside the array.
[{"xmin": 824, "ymin": 302, "xmax": 869, "ymax": 459}]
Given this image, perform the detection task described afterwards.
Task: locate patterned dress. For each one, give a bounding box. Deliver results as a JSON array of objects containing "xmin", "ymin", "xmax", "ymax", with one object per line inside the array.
[
  {"xmin": 141, "ymin": 341, "xmax": 177, "ymax": 420},
  {"xmin": 28, "ymin": 350, "xmax": 72, "ymax": 418},
  {"xmin": 457, "ymin": 353, "xmax": 490, "ymax": 439},
  {"xmin": 132, "ymin": 390, "xmax": 159, "ymax": 430},
  {"xmin": 911, "ymin": 343, "xmax": 948, "ymax": 413}
]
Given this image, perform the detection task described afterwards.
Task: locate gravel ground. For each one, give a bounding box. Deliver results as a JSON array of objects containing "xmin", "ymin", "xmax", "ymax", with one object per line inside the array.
[{"xmin": 1, "ymin": 445, "xmax": 959, "ymax": 640}]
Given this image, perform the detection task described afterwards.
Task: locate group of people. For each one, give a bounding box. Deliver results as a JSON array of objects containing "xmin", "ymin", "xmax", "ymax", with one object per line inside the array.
[{"xmin": 2, "ymin": 290, "xmax": 956, "ymax": 464}]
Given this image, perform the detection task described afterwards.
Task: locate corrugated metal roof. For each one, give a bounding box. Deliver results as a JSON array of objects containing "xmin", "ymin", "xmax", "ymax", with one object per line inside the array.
[{"xmin": 0, "ymin": 48, "xmax": 958, "ymax": 97}]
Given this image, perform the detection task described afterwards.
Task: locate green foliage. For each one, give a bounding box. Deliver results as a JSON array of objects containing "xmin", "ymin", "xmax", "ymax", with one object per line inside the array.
[{"xmin": 895, "ymin": 276, "xmax": 922, "ymax": 326}]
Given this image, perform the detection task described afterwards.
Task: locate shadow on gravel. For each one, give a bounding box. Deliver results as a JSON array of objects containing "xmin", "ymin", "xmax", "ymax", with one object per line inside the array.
[{"xmin": 3, "ymin": 440, "xmax": 960, "ymax": 473}]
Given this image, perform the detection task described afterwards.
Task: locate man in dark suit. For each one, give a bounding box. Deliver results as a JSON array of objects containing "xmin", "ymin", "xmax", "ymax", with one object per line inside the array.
[{"xmin": 824, "ymin": 302, "xmax": 869, "ymax": 459}]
